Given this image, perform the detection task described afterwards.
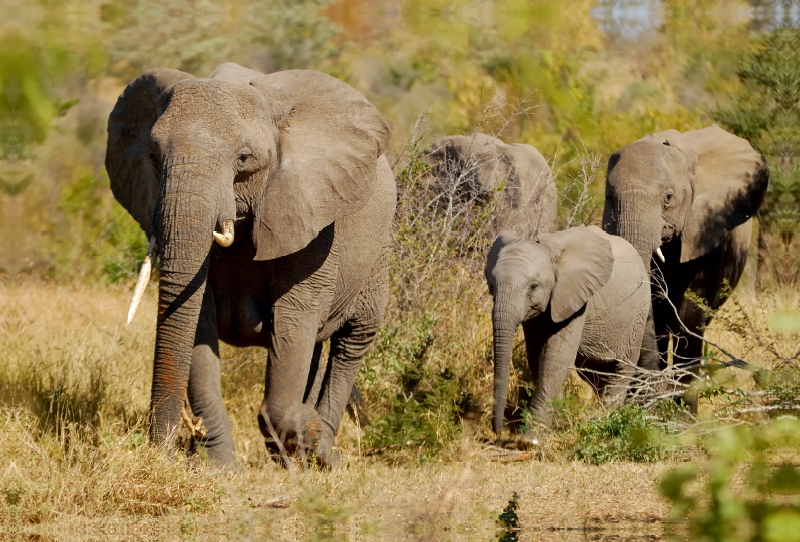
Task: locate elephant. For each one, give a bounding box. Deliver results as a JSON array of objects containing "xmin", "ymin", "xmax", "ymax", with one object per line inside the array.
[
  {"xmin": 602, "ymin": 125, "xmax": 769, "ymax": 408},
  {"xmin": 486, "ymin": 225, "xmax": 650, "ymax": 431},
  {"xmin": 106, "ymin": 62, "xmax": 395, "ymax": 467},
  {"xmin": 426, "ymin": 132, "xmax": 557, "ymax": 238}
]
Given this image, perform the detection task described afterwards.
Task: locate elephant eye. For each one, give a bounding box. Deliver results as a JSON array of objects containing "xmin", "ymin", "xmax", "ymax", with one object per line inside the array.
[
  {"xmin": 529, "ymin": 283, "xmax": 539, "ymax": 292},
  {"xmin": 663, "ymin": 189, "xmax": 675, "ymax": 204},
  {"xmin": 238, "ymin": 153, "xmax": 250, "ymax": 163}
]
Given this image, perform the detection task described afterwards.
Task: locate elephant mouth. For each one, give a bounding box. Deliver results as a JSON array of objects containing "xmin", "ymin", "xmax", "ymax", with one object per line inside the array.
[
  {"xmin": 125, "ymin": 221, "xmax": 236, "ymax": 325},
  {"xmin": 661, "ymin": 222, "xmax": 676, "ymax": 244}
]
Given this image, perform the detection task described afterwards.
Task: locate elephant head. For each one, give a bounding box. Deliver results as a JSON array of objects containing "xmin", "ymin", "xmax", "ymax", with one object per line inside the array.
[
  {"xmin": 602, "ymin": 124, "xmax": 769, "ymax": 268},
  {"xmin": 485, "ymin": 226, "xmax": 613, "ymax": 432},
  {"xmin": 106, "ymin": 63, "xmax": 390, "ymax": 447},
  {"xmin": 426, "ymin": 132, "xmax": 556, "ymax": 237},
  {"xmin": 426, "ymin": 133, "xmax": 511, "ymax": 200}
]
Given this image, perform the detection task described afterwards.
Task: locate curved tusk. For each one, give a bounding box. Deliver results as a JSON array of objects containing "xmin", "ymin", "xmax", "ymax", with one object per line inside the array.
[
  {"xmin": 213, "ymin": 219, "xmax": 235, "ymax": 247},
  {"xmin": 127, "ymin": 237, "xmax": 157, "ymax": 325},
  {"xmin": 655, "ymin": 247, "xmax": 665, "ymax": 263}
]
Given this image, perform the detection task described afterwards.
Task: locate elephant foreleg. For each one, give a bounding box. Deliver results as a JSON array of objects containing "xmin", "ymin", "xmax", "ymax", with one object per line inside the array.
[
  {"xmin": 530, "ymin": 310, "xmax": 586, "ymax": 426},
  {"xmin": 303, "ymin": 342, "xmax": 325, "ymax": 405},
  {"xmin": 637, "ymin": 306, "xmax": 661, "ymax": 371},
  {"xmin": 188, "ymin": 288, "xmax": 236, "ymax": 465},
  {"xmin": 673, "ymin": 297, "xmax": 708, "ymax": 413},
  {"xmin": 263, "ymin": 310, "xmax": 323, "ymax": 457}
]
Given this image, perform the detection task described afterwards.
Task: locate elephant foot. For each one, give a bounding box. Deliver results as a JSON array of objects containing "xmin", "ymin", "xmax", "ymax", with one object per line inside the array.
[
  {"xmin": 312, "ymin": 433, "xmax": 341, "ymax": 469},
  {"xmin": 258, "ymin": 401, "xmax": 324, "ymax": 464},
  {"xmin": 193, "ymin": 442, "xmax": 238, "ymax": 469},
  {"xmin": 601, "ymin": 391, "xmax": 627, "ymax": 412},
  {"xmin": 494, "ymin": 432, "xmax": 541, "ymax": 451},
  {"xmin": 516, "ymin": 433, "xmax": 541, "ymax": 450}
]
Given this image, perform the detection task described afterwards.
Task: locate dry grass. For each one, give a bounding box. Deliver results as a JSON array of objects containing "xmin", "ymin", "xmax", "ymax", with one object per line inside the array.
[
  {"xmin": 1, "ymin": 277, "xmax": 795, "ymax": 540},
  {"xmin": 2, "ymin": 130, "xmax": 797, "ymax": 539}
]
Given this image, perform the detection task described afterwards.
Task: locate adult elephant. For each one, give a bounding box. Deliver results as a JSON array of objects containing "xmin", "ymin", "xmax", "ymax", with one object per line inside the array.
[
  {"xmin": 106, "ymin": 62, "xmax": 395, "ymax": 467},
  {"xmin": 602, "ymin": 125, "xmax": 769, "ymax": 406},
  {"xmin": 426, "ymin": 133, "xmax": 557, "ymax": 238}
]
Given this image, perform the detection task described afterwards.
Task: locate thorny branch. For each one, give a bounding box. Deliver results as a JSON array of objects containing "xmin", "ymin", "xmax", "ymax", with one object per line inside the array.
[{"xmin": 572, "ymin": 273, "xmax": 799, "ymax": 429}]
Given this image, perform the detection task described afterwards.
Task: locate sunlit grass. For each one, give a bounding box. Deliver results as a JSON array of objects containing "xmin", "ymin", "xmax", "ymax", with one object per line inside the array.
[{"xmin": 1, "ymin": 278, "xmax": 796, "ymax": 539}]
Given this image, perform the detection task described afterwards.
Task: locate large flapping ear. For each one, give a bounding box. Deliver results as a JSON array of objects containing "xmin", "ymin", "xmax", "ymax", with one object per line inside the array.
[
  {"xmin": 650, "ymin": 125, "xmax": 768, "ymax": 263},
  {"xmin": 249, "ymin": 70, "xmax": 391, "ymax": 260},
  {"xmin": 106, "ymin": 68, "xmax": 194, "ymax": 237},
  {"xmin": 540, "ymin": 225, "xmax": 614, "ymax": 323},
  {"xmin": 485, "ymin": 230, "xmax": 522, "ymax": 285}
]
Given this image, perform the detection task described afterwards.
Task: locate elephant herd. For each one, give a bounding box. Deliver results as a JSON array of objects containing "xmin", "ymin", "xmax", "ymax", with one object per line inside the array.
[{"xmin": 107, "ymin": 63, "xmax": 769, "ymax": 468}]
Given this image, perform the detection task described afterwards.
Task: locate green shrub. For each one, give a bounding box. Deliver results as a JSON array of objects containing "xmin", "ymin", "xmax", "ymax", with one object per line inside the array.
[
  {"xmin": 360, "ymin": 315, "xmax": 472, "ymax": 462},
  {"xmin": 571, "ymin": 404, "xmax": 677, "ymax": 464}
]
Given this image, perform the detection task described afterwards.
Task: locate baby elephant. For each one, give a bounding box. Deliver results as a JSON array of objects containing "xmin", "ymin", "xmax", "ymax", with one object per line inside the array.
[{"xmin": 486, "ymin": 225, "xmax": 650, "ymax": 432}]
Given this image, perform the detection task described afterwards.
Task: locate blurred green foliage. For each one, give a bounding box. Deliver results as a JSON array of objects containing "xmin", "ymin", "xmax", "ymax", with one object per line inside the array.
[
  {"xmin": 3, "ymin": 0, "xmax": 782, "ymax": 282},
  {"xmin": 661, "ymin": 417, "xmax": 800, "ymax": 542},
  {"xmin": 714, "ymin": 25, "xmax": 800, "ymax": 285}
]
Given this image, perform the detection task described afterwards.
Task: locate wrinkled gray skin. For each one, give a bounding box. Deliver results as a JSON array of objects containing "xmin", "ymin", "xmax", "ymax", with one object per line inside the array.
[
  {"xmin": 106, "ymin": 63, "xmax": 395, "ymax": 467},
  {"xmin": 427, "ymin": 133, "xmax": 557, "ymax": 238},
  {"xmin": 486, "ymin": 226, "xmax": 650, "ymax": 430},
  {"xmin": 602, "ymin": 125, "xmax": 769, "ymax": 409}
]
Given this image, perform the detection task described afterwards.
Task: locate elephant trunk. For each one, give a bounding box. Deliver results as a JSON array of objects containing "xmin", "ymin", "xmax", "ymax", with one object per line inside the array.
[
  {"xmin": 491, "ymin": 287, "xmax": 523, "ymax": 433},
  {"xmin": 609, "ymin": 194, "xmax": 662, "ymax": 272},
  {"xmin": 149, "ymin": 155, "xmax": 235, "ymax": 447}
]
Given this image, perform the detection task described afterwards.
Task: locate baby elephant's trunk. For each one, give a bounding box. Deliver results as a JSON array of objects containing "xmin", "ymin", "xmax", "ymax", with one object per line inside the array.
[{"xmin": 491, "ymin": 288, "xmax": 522, "ymax": 433}]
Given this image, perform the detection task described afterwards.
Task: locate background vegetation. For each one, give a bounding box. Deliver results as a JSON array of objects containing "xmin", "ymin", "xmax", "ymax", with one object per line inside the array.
[{"xmin": 2, "ymin": 0, "xmax": 800, "ymax": 539}]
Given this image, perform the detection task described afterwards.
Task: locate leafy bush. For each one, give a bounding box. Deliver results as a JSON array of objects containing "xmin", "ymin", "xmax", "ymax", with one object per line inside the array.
[
  {"xmin": 571, "ymin": 404, "xmax": 678, "ymax": 464},
  {"xmin": 360, "ymin": 315, "xmax": 471, "ymax": 462},
  {"xmin": 661, "ymin": 417, "xmax": 800, "ymax": 542}
]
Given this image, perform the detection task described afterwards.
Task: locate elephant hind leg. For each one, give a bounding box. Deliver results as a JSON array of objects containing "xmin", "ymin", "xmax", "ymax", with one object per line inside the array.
[
  {"xmin": 301, "ymin": 341, "xmax": 370, "ymax": 427},
  {"xmin": 314, "ymin": 280, "xmax": 388, "ymax": 466}
]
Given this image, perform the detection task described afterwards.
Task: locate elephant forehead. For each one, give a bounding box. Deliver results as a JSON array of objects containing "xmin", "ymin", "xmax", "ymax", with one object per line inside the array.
[
  {"xmin": 493, "ymin": 247, "xmax": 550, "ymax": 281},
  {"xmin": 158, "ymin": 79, "xmax": 266, "ymax": 121},
  {"xmin": 608, "ymin": 141, "xmax": 680, "ymax": 187},
  {"xmin": 152, "ymin": 82, "xmax": 272, "ymax": 149}
]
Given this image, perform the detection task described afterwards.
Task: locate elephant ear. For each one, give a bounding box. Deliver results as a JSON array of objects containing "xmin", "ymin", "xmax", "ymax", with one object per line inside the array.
[
  {"xmin": 541, "ymin": 225, "xmax": 614, "ymax": 323},
  {"xmin": 106, "ymin": 68, "xmax": 194, "ymax": 237},
  {"xmin": 485, "ymin": 230, "xmax": 522, "ymax": 286},
  {"xmin": 653, "ymin": 125, "xmax": 769, "ymax": 263},
  {"xmin": 249, "ymin": 70, "xmax": 391, "ymax": 260}
]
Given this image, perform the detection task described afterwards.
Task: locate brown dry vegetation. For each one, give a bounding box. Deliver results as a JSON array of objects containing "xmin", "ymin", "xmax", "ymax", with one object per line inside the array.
[{"xmin": 0, "ymin": 269, "xmax": 794, "ymax": 540}]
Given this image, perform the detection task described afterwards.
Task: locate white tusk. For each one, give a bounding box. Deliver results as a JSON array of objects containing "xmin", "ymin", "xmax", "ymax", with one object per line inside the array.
[
  {"xmin": 213, "ymin": 219, "xmax": 235, "ymax": 247},
  {"xmin": 127, "ymin": 237, "xmax": 157, "ymax": 325},
  {"xmin": 655, "ymin": 247, "xmax": 665, "ymax": 262}
]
